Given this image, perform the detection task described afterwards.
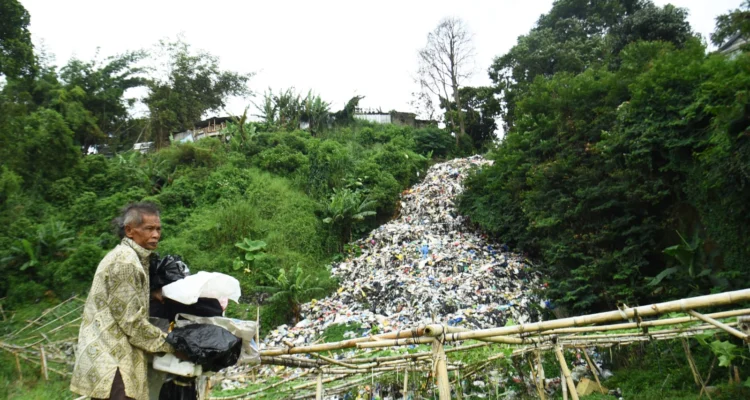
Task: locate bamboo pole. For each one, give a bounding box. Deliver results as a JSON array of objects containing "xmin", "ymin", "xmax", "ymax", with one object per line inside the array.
[
  {"xmin": 14, "ymin": 352, "xmax": 22, "ymax": 381},
  {"xmin": 699, "ymin": 357, "xmax": 717, "ymax": 399},
  {"xmin": 403, "ymin": 364, "xmax": 409, "ymax": 399},
  {"xmin": 687, "ymin": 310, "xmax": 749, "ymax": 342},
  {"xmin": 356, "ymin": 336, "xmax": 434, "ymax": 349},
  {"xmin": 315, "ymin": 371, "xmax": 323, "ymax": 400},
  {"xmin": 682, "ymin": 338, "xmax": 713, "ymax": 400},
  {"xmin": 544, "ymin": 308, "xmax": 750, "ymax": 335},
  {"xmin": 443, "ymin": 289, "xmax": 750, "ymax": 342},
  {"xmin": 554, "ymin": 345, "xmax": 579, "ymax": 400},
  {"xmin": 562, "ymin": 369, "xmax": 568, "ymax": 400},
  {"xmin": 558, "ymin": 322, "xmax": 738, "ymax": 341},
  {"xmin": 536, "ymin": 350, "xmax": 546, "ymax": 400},
  {"xmin": 262, "ymin": 326, "xmax": 427, "ymax": 356},
  {"xmin": 527, "ymin": 355, "xmax": 544, "ymax": 399},
  {"xmin": 40, "ymin": 346, "xmax": 48, "ymax": 381},
  {"xmin": 455, "ymin": 366, "xmax": 463, "ymax": 400},
  {"xmin": 260, "ymin": 355, "xmax": 326, "ymax": 369},
  {"xmin": 309, "ymin": 352, "xmax": 377, "ymax": 369},
  {"xmin": 432, "ymin": 339, "xmax": 451, "ymax": 400},
  {"xmin": 581, "ymin": 349, "xmax": 604, "ymax": 394}
]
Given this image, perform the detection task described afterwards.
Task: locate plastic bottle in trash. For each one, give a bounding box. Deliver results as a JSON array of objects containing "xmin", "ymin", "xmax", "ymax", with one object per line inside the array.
[{"xmin": 420, "ymin": 242, "xmax": 429, "ymax": 259}]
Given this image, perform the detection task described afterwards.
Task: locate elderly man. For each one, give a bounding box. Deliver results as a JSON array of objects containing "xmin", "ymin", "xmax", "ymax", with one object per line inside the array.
[{"xmin": 71, "ymin": 202, "xmax": 174, "ymax": 400}]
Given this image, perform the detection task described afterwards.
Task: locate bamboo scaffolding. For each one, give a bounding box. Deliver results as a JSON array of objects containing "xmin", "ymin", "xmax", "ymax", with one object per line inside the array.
[
  {"xmin": 558, "ymin": 322, "xmax": 739, "ymax": 341},
  {"xmin": 687, "ymin": 310, "xmax": 749, "ymax": 342},
  {"xmin": 542, "ymin": 309, "xmax": 750, "ymax": 335},
  {"xmin": 442, "ymin": 289, "xmax": 750, "ymax": 342}
]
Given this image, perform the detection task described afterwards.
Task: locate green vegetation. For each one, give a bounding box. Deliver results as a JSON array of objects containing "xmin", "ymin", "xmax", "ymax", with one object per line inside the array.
[{"xmin": 460, "ymin": 0, "xmax": 750, "ymax": 313}]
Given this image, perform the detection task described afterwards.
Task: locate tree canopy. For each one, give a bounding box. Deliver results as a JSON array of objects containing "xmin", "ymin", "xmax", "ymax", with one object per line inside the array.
[{"xmin": 461, "ymin": 2, "xmax": 750, "ymax": 313}]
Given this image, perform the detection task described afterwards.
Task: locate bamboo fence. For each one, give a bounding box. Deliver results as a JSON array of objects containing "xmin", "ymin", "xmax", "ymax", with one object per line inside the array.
[
  {"xmin": 2, "ymin": 289, "xmax": 749, "ymax": 399},
  {"xmin": 211, "ymin": 288, "xmax": 750, "ymax": 399}
]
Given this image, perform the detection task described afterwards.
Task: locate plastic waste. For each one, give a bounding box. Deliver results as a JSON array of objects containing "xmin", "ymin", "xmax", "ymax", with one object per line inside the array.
[
  {"xmin": 162, "ymin": 271, "xmax": 241, "ymax": 305},
  {"xmin": 153, "ymin": 353, "xmax": 202, "ymax": 377},
  {"xmin": 150, "ymin": 255, "xmax": 190, "ymax": 290},
  {"xmin": 175, "ymin": 313, "xmax": 260, "ymax": 366},
  {"xmin": 150, "ymin": 297, "xmax": 223, "ymax": 322},
  {"xmin": 166, "ymin": 324, "xmax": 242, "ymax": 372}
]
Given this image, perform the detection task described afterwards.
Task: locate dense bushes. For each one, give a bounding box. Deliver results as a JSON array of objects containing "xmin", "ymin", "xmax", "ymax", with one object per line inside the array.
[
  {"xmin": 460, "ymin": 39, "xmax": 750, "ymax": 313},
  {"xmin": 0, "ymin": 114, "xmax": 454, "ymax": 325}
]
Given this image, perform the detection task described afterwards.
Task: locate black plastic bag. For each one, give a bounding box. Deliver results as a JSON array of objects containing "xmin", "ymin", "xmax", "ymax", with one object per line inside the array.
[
  {"xmin": 150, "ymin": 254, "xmax": 190, "ymax": 290},
  {"xmin": 159, "ymin": 377, "xmax": 197, "ymax": 400},
  {"xmin": 166, "ymin": 324, "xmax": 241, "ymax": 372},
  {"xmin": 150, "ymin": 297, "xmax": 223, "ymax": 322}
]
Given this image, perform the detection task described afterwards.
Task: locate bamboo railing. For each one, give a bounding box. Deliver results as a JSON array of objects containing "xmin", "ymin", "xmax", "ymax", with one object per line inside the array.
[{"xmin": 3, "ymin": 289, "xmax": 749, "ymax": 399}]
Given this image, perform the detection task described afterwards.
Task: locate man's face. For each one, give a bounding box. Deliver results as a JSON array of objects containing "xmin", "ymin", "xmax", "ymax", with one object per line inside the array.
[{"xmin": 124, "ymin": 214, "xmax": 162, "ymax": 250}]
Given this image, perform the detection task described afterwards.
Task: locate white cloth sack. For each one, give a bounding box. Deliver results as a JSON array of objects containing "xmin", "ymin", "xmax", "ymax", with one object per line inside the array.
[
  {"xmin": 175, "ymin": 313, "xmax": 260, "ymax": 366},
  {"xmin": 162, "ymin": 271, "xmax": 241, "ymax": 305}
]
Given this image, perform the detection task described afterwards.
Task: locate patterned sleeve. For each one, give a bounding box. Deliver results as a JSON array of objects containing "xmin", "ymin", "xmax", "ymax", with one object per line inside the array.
[{"xmin": 106, "ymin": 261, "xmax": 174, "ymax": 353}]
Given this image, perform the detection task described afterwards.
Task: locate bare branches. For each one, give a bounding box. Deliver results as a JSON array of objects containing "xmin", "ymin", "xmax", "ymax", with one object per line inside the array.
[{"xmin": 416, "ymin": 17, "xmax": 475, "ymax": 138}]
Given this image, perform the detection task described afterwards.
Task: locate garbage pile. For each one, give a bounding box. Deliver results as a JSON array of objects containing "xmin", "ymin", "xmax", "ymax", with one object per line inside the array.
[{"xmin": 262, "ymin": 155, "xmax": 546, "ymax": 349}]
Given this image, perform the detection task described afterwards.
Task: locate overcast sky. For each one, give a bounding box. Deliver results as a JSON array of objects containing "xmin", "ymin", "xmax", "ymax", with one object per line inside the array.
[{"xmin": 20, "ymin": 0, "xmax": 742, "ymax": 117}]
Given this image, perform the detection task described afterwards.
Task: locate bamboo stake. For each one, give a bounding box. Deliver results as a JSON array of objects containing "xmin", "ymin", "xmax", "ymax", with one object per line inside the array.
[
  {"xmin": 581, "ymin": 350, "xmax": 604, "ymax": 394},
  {"xmin": 554, "ymin": 345, "xmax": 579, "ymax": 400},
  {"xmin": 315, "ymin": 371, "xmax": 323, "ymax": 400},
  {"xmin": 403, "ymin": 363, "xmax": 409, "ymax": 399},
  {"xmin": 432, "ymin": 339, "xmax": 451, "ymax": 400},
  {"xmin": 455, "ymin": 367, "xmax": 463, "ymax": 400},
  {"xmin": 687, "ymin": 310, "xmax": 749, "ymax": 342},
  {"xmin": 682, "ymin": 338, "xmax": 712, "ymax": 400},
  {"xmin": 40, "ymin": 345, "xmax": 48, "ymax": 381},
  {"xmin": 562, "ymin": 369, "xmax": 568, "ymax": 400},
  {"xmin": 699, "ymin": 357, "xmax": 717, "ymax": 399},
  {"xmin": 536, "ymin": 351, "xmax": 546, "ymax": 400},
  {"xmin": 14, "ymin": 352, "xmax": 22, "ymax": 381},
  {"xmin": 527, "ymin": 355, "xmax": 544, "ymax": 399}
]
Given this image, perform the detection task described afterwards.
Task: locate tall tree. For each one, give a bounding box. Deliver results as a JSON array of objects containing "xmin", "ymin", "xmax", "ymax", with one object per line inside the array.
[
  {"xmin": 59, "ymin": 51, "xmax": 148, "ymax": 150},
  {"xmin": 489, "ymin": 0, "xmax": 692, "ymax": 130},
  {"xmin": 711, "ymin": 0, "xmax": 750, "ymax": 48},
  {"xmin": 144, "ymin": 39, "xmax": 252, "ymax": 146},
  {"xmin": 0, "ymin": 0, "xmax": 35, "ymax": 79},
  {"xmin": 417, "ymin": 17, "xmax": 474, "ymax": 144}
]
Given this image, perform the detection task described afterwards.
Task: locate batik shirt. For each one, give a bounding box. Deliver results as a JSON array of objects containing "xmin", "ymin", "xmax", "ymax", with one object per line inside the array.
[{"xmin": 71, "ymin": 237, "xmax": 173, "ymax": 400}]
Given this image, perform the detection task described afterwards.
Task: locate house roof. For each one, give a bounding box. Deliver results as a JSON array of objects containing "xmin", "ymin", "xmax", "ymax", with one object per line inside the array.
[{"xmin": 718, "ymin": 33, "xmax": 747, "ymax": 53}]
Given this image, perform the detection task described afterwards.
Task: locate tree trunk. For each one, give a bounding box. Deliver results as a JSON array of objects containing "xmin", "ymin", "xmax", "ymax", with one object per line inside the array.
[{"xmin": 452, "ymin": 81, "xmax": 465, "ymax": 141}]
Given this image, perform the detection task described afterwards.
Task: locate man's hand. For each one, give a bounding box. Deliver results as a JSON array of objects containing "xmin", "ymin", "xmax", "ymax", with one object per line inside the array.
[{"xmin": 151, "ymin": 288, "xmax": 164, "ymax": 303}]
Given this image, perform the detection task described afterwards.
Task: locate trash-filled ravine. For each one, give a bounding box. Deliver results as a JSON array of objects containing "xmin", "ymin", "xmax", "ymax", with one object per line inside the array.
[{"xmin": 215, "ymin": 156, "xmax": 617, "ymax": 399}]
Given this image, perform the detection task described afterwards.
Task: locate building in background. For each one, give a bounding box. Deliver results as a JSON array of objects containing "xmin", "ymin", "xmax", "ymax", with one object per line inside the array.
[{"xmin": 354, "ymin": 108, "xmax": 436, "ymax": 129}]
